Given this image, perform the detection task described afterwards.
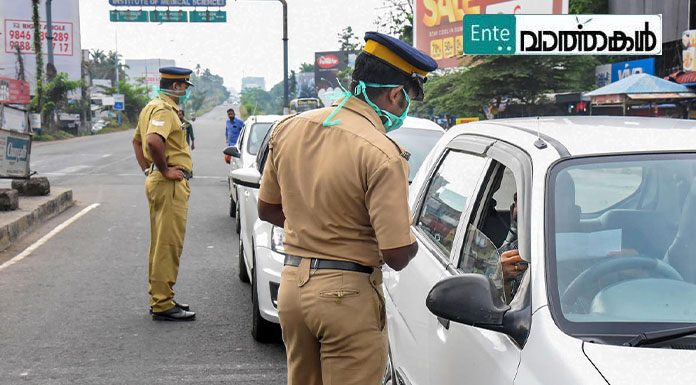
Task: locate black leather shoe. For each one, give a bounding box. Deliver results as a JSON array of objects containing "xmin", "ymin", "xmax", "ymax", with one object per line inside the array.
[
  {"xmin": 152, "ymin": 306, "xmax": 196, "ymax": 321},
  {"xmin": 149, "ymin": 301, "xmax": 190, "ymax": 314}
]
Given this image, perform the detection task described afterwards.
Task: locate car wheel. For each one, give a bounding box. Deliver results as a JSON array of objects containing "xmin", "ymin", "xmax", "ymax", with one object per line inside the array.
[
  {"xmin": 229, "ymin": 194, "xmax": 236, "ymax": 218},
  {"xmin": 238, "ymin": 232, "xmax": 250, "ymax": 283},
  {"xmin": 251, "ymin": 251, "xmax": 280, "ymax": 343},
  {"xmin": 234, "ymin": 193, "xmax": 241, "ymax": 234},
  {"xmin": 382, "ymin": 347, "xmax": 396, "ymax": 385}
]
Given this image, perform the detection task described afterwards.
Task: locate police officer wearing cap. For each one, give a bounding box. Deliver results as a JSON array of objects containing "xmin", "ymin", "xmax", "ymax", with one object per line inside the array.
[
  {"xmin": 132, "ymin": 67, "xmax": 196, "ymax": 321},
  {"xmin": 257, "ymin": 32, "xmax": 437, "ymax": 384}
]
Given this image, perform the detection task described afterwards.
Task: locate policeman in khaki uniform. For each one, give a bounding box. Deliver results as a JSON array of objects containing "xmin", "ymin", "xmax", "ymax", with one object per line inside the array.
[
  {"xmin": 258, "ymin": 32, "xmax": 437, "ymax": 384},
  {"xmin": 132, "ymin": 67, "xmax": 196, "ymax": 321}
]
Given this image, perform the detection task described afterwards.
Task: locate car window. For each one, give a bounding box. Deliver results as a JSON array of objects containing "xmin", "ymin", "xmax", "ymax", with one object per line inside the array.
[
  {"xmin": 548, "ymin": 155, "xmax": 696, "ymax": 326},
  {"xmin": 255, "ymin": 123, "xmax": 276, "ymax": 174},
  {"xmin": 387, "ymin": 127, "xmax": 444, "ymax": 182},
  {"xmin": 459, "ymin": 164, "xmax": 521, "ymax": 303},
  {"xmin": 416, "ymin": 150, "xmax": 488, "ymax": 257},
  {"xmin": 247, "ymin": 122, "xmax": 273, "ymax": 156},
  {"xmin": 568, "ymin": 166, "xmax": 643, "ymax": 213}
]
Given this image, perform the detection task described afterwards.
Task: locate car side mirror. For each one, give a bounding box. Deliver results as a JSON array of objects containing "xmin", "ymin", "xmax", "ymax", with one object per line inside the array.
[
  {"xmin": 426, "ymin": 274, "xmax": 510, "ymax": 327},
  {"xmin": 231, "ymin": 168, "xmax": 261, "ymax": 189},
  {"xmin": 223, "ymin": 146, "xmax": 241, "ymax": 158}
]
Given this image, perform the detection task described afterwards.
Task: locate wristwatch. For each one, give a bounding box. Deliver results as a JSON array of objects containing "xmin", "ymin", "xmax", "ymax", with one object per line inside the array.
[{"xmin": 143, "ymin": 168, "xmax": 150, "ymax": 176}]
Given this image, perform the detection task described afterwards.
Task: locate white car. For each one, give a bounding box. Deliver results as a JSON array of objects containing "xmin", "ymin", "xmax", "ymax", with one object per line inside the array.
[
  {"xmin": 225, "ymin": 114, "xmax": 283, "ymax": 232},
  {"xmin": 382, "ymin": 116, "xmax": 696, "ymax": 385},
  {"xmin": 231, "ymin": 116, "xmax": 445, "ymax": 342}
]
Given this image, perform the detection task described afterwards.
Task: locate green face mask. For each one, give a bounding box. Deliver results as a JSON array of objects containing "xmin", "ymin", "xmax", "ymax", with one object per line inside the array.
[
  {"xmin": 322, "ymin": 80, "xmax": 410, "ymax": 132},
  {"xmin": 158, "ymin": 87, "xmax": 191, "ymax": 105}
]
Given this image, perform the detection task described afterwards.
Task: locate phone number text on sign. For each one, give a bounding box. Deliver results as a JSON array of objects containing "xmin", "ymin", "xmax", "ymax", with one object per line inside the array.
[{"xmin": 4, "ymin": 19, "xmax": 73, "ymax": 56}]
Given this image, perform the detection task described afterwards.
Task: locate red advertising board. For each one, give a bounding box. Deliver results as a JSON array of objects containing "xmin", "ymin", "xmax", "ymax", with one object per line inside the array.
[
  {"xmin": 0, "ymin": 77, "xmax": 31, "ymax": 104},
  {"xmin": 414, "ymin": 0, "xmax": 567, "ymax": 69}
]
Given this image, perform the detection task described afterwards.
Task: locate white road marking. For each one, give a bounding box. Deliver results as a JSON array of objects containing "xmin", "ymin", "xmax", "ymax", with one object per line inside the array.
[
  {"xmin": 54, "ymin": 165, "xmax": 89, "ymax": 174},
  {"xmin": 0, "ymin": 203, "xmax": 101, "ymax": 272},
  {"xmin": 101, "ymin": 153, "xmax": 112, "ymax": 158}
]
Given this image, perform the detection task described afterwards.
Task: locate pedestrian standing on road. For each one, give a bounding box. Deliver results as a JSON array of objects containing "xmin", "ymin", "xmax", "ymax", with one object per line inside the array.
[
  {"xmin": 225, "ymin": 108, "xmax": 243, "ymax": 146},
  {"xmin": 132, "ymin": 66, "xmax": 196, "ymax": 321},
  {"xmin": 179, "ymin": 109, "xmax": 195, "ymax": 150},
  {"xmin": 257, "ymin": 32, "xmax": 437, "ymax": 384}
]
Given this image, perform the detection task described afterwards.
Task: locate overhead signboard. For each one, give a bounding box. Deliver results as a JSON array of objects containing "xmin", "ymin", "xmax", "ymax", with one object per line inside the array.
[
  {"xmin": 113, "ymin": 94, "xmax": 125, "ymax": 110},
  {"xmin": 110, "ymin": 10, "xmax": 148, "ymax": 22},
  {"xmin": 150, "ymin": 10, "xmax": 188, "ymax": 23},
  {"xmin": 314, "ymin": 51, "xmax": 357, "ymax": 108},
  {"xmin": 189, "ymin": 11, "xmax": 226, "ymax": 23},
  {"xmin": 0, "ymin": 77, "xmax": 31, "ymax": 104},
  {"xmin": 413, "ymin": 0, "xmax": 568, "ymax": 68},
  {"xmin": 0, "ymin": 0, "xmax": 82, "ymax": 94},
  {"xmin": 109, "ymin": 0, "xmax": 226, "ymax": 6}
]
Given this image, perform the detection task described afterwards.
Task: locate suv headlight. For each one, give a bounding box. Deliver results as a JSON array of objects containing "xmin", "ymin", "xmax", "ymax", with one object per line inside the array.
[{"xmin": 271, "ymin": 226, "xmax": 286, "ymax": 254}]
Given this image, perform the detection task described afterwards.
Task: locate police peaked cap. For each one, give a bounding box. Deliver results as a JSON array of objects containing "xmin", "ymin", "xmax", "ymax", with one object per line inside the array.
[
  {"xmin": 363, "ymin": 32, "xmax": 438, "ymax": 77},
  {"xmin": 159, "ymin": 66, "xmax": 194, "ymax": 86}
]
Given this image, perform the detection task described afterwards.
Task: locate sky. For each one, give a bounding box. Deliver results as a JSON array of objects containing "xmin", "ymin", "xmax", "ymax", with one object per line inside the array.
[{"xmin": 79, "ymin": 0, "xmax": 396, "ymax": 92}]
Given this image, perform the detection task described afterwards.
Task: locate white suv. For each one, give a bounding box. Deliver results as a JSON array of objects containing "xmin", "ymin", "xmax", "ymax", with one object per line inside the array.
[
  {"xmin": 231, "ymin": 117, "xmax": 445, "ymax": 342},
  {"xmin": 382, "ymin": 116, "xmax": 696, "ymax": 385}
]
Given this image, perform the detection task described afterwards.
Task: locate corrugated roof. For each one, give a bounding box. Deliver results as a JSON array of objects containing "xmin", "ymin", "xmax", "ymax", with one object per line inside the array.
[{"xmin": 586, "ymin": 73, "xmax": 693, "ymax": 96}]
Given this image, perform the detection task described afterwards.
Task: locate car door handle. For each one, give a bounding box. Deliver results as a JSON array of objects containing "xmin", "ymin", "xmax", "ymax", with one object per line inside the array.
[
  {"xmin": 437, "ymin": 316, "xmax": 450, "ymax": 330},
  {"xmin": 244, "ymin": 190, "xmax": 250, "ymax": 197}
]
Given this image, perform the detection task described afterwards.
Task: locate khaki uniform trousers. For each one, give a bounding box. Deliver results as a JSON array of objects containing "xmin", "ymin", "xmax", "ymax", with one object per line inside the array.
[
  {"xmin": 278, "ymin": 258, "xmax": 388, "ymax": 385},
  {"xmin": 145, "ymin": 171, "xmax": 190, "ymax": 312}
]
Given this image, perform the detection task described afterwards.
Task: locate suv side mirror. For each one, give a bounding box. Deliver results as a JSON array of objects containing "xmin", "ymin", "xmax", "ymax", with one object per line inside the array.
[
  {"xmin": 223, "ymin": 146, "xmax": 241, "ymax": 158},
  {"xmin": 231, "ymin": 168, "xmax": 261, "ymax": 189},
  {"xmin": 426, "ymin": 274, "xmax": 510, "ymax": 326}
]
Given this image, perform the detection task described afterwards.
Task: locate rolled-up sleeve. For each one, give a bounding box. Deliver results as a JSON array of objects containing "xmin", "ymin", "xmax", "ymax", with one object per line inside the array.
[
  {"xmin": 365, "ymin": 157, "xmax": 416, "ymax": 250},
  {"xmin": 259, "ymin": 147, "xmax": 282, "ymax": 204}
]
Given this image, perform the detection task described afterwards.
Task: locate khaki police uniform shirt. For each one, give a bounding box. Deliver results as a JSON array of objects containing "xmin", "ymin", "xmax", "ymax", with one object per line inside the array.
[
  {"xmin": 133, "ymin": 94, "xmax": 192, "ymax": 171},
  {"xmin": 258, "ymin": 96, "xmax": 416, "ymax": 267}
]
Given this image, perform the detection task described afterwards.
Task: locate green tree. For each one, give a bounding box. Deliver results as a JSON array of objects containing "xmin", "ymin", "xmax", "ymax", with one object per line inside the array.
[
  {"xmin": 299, "ymin": 62, "xmax": 315, "ymax": 73},
  {"xmin": 33, "ymin": 73, "xmax": 82, "ymax": 133},
  {"xmin": 88, "ymin": 49, "xmax": 127, "ymax": 85},
  {"xmin": 338, "ymin": 26, "xmax": 362, "ymax": 52},
  {"xmin": 98, "ymin": 80, "xmax": 149, "ymax": 125},
  {"xmin": 31, "ymin": 0, "xmax": 43, "ymax": 114},
  {"xmin": 376, "ymin": 0, "xmax": 413, "ymax": 45},
  {"xmin": 241, "ymin": 87, "xmax": 274, "ymax": 117},
  {"xmin": 187, "ymin": 66, "xmax": 230, "ymax": 116}
]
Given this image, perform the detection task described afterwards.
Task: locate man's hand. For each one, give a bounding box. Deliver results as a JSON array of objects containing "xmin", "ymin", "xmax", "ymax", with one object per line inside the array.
[
  {"xmin": 191, "ymin": 141, "xmax": 195, "ymax": 150},
  {"xmin": 501, "ymin": 249, "xmax": 527, "ymax": 282},
  {"xmin": 163, "ymin": 165, "xmax": 186, "ymax": 181},
  {"xmin": 382, "ymin": 242, "xmax": 418, "ymax": 271}
]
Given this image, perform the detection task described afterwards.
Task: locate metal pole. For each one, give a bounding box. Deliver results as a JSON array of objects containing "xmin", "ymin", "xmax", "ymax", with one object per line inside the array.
[
  {"xmin": 281, "ymin": 0, "xmax": 288, "ymax": 114},
  {"xmin": 45, "ymin": 0, "xmax": 54, "ymax": 66},
  {"xmin": 115, "ymin": 29, "xmax": 120, "ymax": 125}
]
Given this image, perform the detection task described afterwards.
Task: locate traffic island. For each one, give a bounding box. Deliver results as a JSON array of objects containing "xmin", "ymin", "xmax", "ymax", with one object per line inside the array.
[{"xmin": 0, "ymin": 188, "xmax": 74, "ymax": 251}]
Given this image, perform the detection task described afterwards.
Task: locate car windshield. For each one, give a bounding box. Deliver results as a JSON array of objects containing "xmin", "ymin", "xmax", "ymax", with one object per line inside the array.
[
  {"xmin": 547, "ymin": 154, "xmax": 696, "ymax": 333},
  {"xmin": 387, "ymin": 127, "xmax": 444, "ymax": 182},
  {"xmin": 247, "ymin": 122, "xmax": 273, "ymax": 156}
]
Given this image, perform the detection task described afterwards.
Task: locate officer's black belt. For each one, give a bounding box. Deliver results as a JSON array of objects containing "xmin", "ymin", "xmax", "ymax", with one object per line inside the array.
[
  {"xmin": 284, "ymin": 255, "xmax": 374, "ymax": 274},
  {"xmin": 153, "ymin": 165, "xmax": 191, "ymax": 180}
]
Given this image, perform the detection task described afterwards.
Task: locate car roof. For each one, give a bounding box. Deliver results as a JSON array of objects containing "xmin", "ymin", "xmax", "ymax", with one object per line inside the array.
[
  {"xmin": 403, "ymin": 116, "xmax": 445, "ymax": 132},
  {"xmin": 450, "ymin": 116, "xmax": 696, "ymax": 156},
  {"xmin": 246, "ymin": 114, "xmax": 285, "ymax": 124}
]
